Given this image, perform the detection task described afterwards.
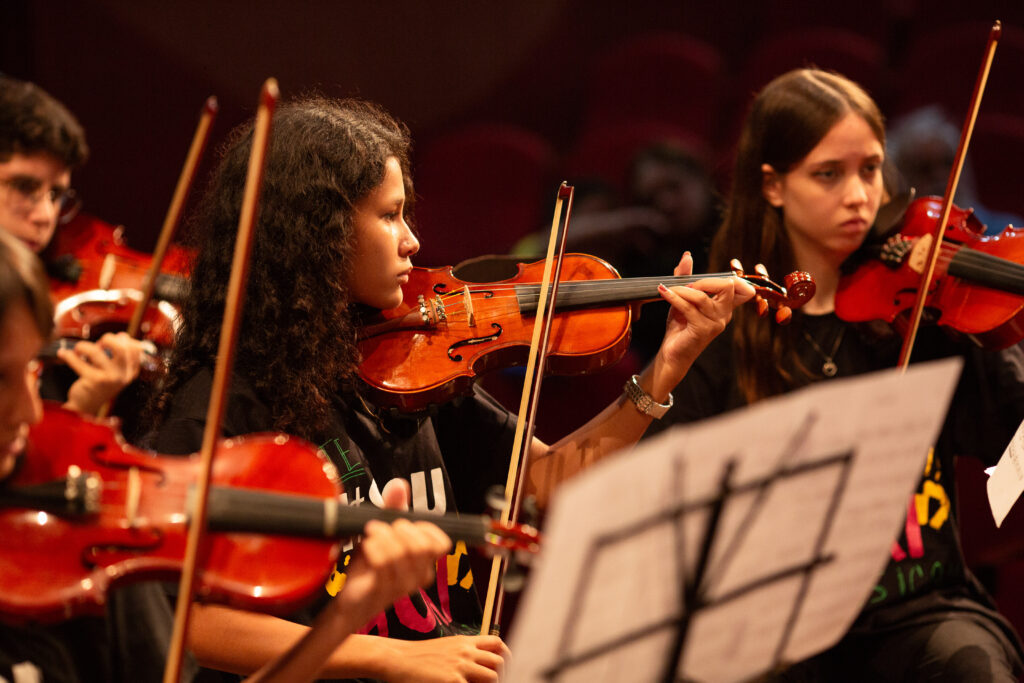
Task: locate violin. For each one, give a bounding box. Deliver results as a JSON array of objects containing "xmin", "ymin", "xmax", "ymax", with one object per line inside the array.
[
  {"xmin": 42, "ymin": 213, "xmax": 191, "ymax": 365},
  {"xmin": 836, "ymin": 196, "xmax": 1024, "ymax": 349},
  {"xmin": 357, "ymin": 253, "xmax": 815, "ymax": 411},
  {"xmin": 0, "ymin": 403, "xmax": 539, "ymax": 624},
  {"xmin": 45, "ymin": 212, "xmax": 191, "ymax": 305}
]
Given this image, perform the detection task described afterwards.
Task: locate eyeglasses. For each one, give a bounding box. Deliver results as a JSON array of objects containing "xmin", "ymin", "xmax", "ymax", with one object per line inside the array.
[{"xmin": 0, "ymin": 175, "xmax": 82, "ymax": 224}]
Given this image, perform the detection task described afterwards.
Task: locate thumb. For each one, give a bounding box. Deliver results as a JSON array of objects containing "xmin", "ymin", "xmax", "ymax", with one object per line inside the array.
[{"xmin": 380, "ymin": 478, "xmax": 411, "ymax": 511}]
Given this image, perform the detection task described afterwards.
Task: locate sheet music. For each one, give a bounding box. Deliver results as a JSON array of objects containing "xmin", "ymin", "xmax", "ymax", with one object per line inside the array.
[
  {"xmin": 986, "ymin": 418, "xmax": 1024, "ymax": 527},
  {"xmin": 506, "ymin": 358, "xmax": 962, "ymax": 683}
]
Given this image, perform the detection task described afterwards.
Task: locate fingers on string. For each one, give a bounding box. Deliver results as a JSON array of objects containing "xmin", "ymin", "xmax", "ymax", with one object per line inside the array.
[{"xmin": 660, "ymin": 277, "xmax": 737, "ymax": 314}]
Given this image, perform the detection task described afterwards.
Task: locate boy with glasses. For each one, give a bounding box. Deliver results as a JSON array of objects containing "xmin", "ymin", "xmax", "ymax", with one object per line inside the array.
[{"xmin": 0, "ymin": 75, "xmax": 147, "ymax": 417}]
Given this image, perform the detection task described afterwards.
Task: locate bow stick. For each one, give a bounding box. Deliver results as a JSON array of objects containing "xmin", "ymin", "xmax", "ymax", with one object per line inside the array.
[
  {"xmin": 897, "ymin": 20, "xmax": 1001, "ymax": 371},
  {"xmin": 95, "ymin": 96, "xmax": 219, "ymax": 419},
  {"xmin": 162, "ymin": 80, "xmax": 278, "ymax": 683},
  {"xmin": 480, "ymin": 182, "xmax": 575, "ymax": 634}
]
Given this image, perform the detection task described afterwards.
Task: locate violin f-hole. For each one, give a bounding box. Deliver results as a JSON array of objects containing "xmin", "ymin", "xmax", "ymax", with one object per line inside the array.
[{"xmin": 448, "ymin": 323, "xmax": 502, "ymax": 361}]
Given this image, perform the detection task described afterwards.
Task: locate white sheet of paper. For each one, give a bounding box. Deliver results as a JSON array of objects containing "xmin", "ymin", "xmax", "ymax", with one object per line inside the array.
[
  {"xmin": 986, "ymin": 418, "xmax": 1024, "ymax": 527},
  {"xmin": 506, "ymin": 358, "xmax": 962, "ymax": 683}
]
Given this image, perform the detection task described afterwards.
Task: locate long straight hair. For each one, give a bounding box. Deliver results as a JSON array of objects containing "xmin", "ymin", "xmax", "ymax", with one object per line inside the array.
[{"xmin": 711, "ymin": 69, "xmax": 885, "ymax": 402}]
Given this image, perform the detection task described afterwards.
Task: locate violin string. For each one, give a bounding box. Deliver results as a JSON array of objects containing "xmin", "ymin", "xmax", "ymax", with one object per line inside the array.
[
  {"xmin": 952, "ymin": 247, "xmax": 1024, "ymax": 290},
  {"xmin": 80, "ymin": 502, "xmax": 516, "ymax": 546},
  {"xmin": 926, "ymin": 242, "xmax": 1024, "ymax": 296},
  {"xmin": 430, "ymin": 272, "xmax": 755, "ymax": 322},
  {"xmin": 427, "ymin": 272, "xmax": 737, "ymax": 299},
  {"xmin": 457, "ymin": 272, "xmax": 737, "ymax": 294}
]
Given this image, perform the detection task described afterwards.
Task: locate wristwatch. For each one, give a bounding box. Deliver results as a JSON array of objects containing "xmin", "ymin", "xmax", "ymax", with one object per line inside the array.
[{"xmin": 623, "ymin": 374, "xmax": 674, "ymax": 419}]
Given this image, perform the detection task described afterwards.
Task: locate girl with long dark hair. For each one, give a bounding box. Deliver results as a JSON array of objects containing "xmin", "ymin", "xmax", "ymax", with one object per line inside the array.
[{"xmin": 650, "ymin": 68, "xmax": 1024, "ymax": 681}]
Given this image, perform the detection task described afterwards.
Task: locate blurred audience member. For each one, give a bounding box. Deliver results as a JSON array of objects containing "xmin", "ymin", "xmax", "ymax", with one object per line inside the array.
[
  {"xmin": 510, "ymin": 143, "xmax": 719, "ymax": 362},
  {"xmin": 887, "ymin": 105, "xmax": 1022, "ymax": 234}
]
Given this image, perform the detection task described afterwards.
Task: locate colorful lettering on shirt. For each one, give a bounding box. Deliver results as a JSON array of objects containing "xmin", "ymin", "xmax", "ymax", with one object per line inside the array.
[
  {"xmin": 324, "ymin": 470, "xmax": 477, "ymax": 634},
  {"xmin": 874, "ymin": 448, "xmax": 954, "ymax": 605}
]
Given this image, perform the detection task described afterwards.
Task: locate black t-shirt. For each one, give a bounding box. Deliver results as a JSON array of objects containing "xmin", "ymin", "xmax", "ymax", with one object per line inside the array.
[
  {"xmin": 0, "ymin": 582, "xmax": 195, "ymax": 683},
  {"xmin": 154, "ymin": 369, "xmax": 517, "ymax": 681},
  {"xmin": 648, "ymin": 313, "xmax": 1024, "ymax": 657}
]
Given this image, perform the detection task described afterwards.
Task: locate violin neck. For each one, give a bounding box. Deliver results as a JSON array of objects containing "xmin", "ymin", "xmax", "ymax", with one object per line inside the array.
[
  {"xmin": 948, "ymin": 248, "xmax": 1024, "ymax": 296},
  {"xmin": 39, "ymin": 338, "xmax": 161, "ymax": 369},
  {"xmin": 516, "ymin": 274, "xmax": 712, "ymax": 313},
  {"xmin": 205, "ymin": 486, "xmax": 491, "ymax": 547}
]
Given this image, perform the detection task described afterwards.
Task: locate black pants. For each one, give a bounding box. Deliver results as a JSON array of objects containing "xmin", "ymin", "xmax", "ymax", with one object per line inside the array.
[{"xmin": 768, "ymin": 616, "xmax": 1022, "ymax": 683}]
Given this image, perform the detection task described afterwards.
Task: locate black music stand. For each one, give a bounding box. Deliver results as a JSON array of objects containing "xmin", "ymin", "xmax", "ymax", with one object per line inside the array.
[{"xmin": 507, "ymin": 359, "xmax": 963, "ymax": 683}]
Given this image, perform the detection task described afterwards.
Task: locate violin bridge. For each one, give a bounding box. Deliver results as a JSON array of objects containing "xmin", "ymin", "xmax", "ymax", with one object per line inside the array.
[
  {"xmin": 126, "ymin": 467, "xmax": 141, "ymax": 528},
  {"xmin": 907, "ymin": 234, "xmax": 933, "ymax": 275},
  {"xmin": 462, "ymin": 286, "xmax": 476, "ymax": 327},
  {"xmin": 99, "ymin": 254, "xmax": 117, "ymax": 290}
]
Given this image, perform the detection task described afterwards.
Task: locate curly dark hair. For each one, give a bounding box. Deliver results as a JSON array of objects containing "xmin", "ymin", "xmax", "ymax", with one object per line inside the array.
[
  {"xmin": 154, "ymin": 97, "xmax": 414, "ymax": 439},
  {"xmin": 0, "ymin": 76, "xmax": 88, "ymax": 167}
]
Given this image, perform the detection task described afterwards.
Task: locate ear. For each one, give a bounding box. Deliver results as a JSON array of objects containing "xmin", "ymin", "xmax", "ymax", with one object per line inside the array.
[{"xmin": 761, "ymin": 163, "xmax": 784, "ymax": 208}]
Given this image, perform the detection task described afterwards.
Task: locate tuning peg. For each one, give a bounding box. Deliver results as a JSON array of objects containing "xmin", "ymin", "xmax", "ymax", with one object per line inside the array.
[
  {"xmin": 756, "ymin": 296, "xmax": 769, "ymax": 317},
  {"xmin": 730, "ymin": 258, "xmax": 745, "ymax": 274},
  {"xmin": 754, "ymin": 263, "xmax": 769, "ymax": 277},
  {"xmin": 775, "ymin": 306, "xmax": 792, "ymax": 325}
]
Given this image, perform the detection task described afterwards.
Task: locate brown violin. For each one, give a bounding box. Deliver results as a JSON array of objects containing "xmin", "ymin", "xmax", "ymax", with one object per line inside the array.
[
  {"xmin": 0, "ymin": 404, "xmax": 540, "ymax": 624},
  {"xmin": 836, "ymin": 196, "xmax": 1024, "ymax": 349},
  {"xmin": 358, "ymin": 253, "xmax": 815, "ymax": 411}
]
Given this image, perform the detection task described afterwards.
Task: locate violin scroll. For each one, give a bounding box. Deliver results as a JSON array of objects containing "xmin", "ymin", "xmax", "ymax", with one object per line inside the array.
[{"xmin": 729, "ymin": 259, "xmax": 816, "ymax": 324}]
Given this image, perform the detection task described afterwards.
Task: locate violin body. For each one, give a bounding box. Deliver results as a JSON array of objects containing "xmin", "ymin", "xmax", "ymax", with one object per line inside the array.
[
  {"xmin": 1, "ymin": 404, "xmax": 340, "ymax": 623},
  {"xmin": 0, "ymin": 404, "xmax": 540, "ymax": 624},
  {"xmin": 358, "ymin": 254, "xmax": 634, "ymax": 412},
  {"xmin": 43, "ymin": 213, "xmax": 191, "ymax": 360},
  {"xmin": 359, "ymin": 253, "xmax": 814, "ymax": 411},
  {"xmin": 45, "ymin": 213, "xmax": 191, "ymax": 303},
  {"xmin": 836, "ymin": 197, "xmax": 1024, "ymax": 349},
  {"xmin": 51, "ymin": 288, "xmax": 179, "ymax": 352}
]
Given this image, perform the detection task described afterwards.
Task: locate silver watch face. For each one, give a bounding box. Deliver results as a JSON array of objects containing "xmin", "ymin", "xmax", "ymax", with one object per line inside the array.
[{"xmin": 625, "ymin": 376, "xmax": 670, "ymax": 418}]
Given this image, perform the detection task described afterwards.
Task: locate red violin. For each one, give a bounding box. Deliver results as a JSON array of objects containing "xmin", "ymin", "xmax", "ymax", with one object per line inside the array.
[
  {"xmin": 40, "ymin": 213, "xmax": 193, "ymax": 373},
  {"xmin": 358, "ymin": 253, "xmax": 815, "ymax": 411},
  {"xmin": 45, "ymin": 212, "xmax": 191, "ymax": 306},
  {"xmin": 0, "ymin": 404, "xmax": 539, "ymax": 624},
  {"xmin": 836, "ymin": 196, "xmax": 1024, "ymax": 349}
]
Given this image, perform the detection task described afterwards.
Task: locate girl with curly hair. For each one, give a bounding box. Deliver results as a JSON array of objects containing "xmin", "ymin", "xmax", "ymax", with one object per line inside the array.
[
  {"xmin": 0, "ymin": 229, "xmax": 451, "ymax": 683},
  {"xmin": 152, "ymin": 96, "xmax": 751, "ymax": 681}
]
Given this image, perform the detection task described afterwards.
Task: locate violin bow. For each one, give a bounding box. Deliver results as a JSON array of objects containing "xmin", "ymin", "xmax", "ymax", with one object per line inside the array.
[
  {"xmin": 95, "ymin": 96, "xmax": 219, "ymax": 419},
  {"xmin": 897, "ymin": 20, "xmax": 1001, "ymax": 371},
  {"xmin": 162, "ymin": 80, "xmax": 278, "ymax": 683},
  {"xmin": 480, "ymin": 182, "xmax": 575, "ymax": 635}
]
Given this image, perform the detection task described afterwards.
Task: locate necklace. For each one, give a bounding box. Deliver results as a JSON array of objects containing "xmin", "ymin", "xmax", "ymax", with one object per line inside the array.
[{"xmin": 801, "ymin": 326, "xmax": 846, "ymax": 377}]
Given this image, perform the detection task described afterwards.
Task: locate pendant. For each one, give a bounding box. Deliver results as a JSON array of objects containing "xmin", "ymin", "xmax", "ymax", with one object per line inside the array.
[{"xmin": 822, "ymin": 360, "xmax": 838, "ymax": 377}]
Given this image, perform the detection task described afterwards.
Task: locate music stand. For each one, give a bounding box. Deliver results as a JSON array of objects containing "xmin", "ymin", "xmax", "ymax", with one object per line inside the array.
[{"xmin": 507, "ymin": 358, "xmax": 963, "ymax": 683}]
